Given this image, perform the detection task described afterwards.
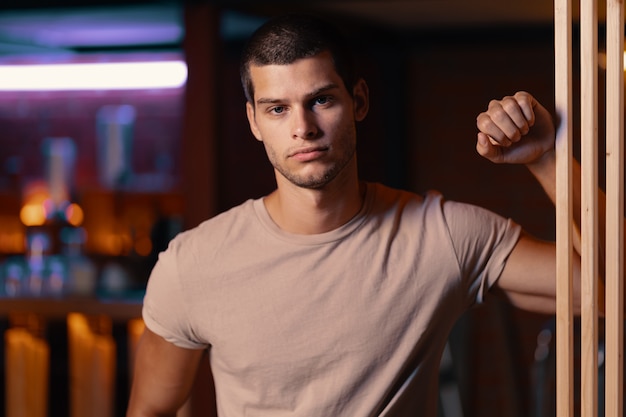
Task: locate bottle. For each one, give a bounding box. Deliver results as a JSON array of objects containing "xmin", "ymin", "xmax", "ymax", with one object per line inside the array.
[{"xmin": 61, "ymin": 227, "xmax": 97, "ymax": 297}]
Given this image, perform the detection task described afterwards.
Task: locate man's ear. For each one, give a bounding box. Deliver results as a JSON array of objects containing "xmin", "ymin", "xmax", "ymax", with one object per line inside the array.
[
  {"xmin": 246, "ymin": 101, "xmax": 262, "ymax": 141},
  {"xmin": 352, "ymin": 78, "xmax": 369, "ymax": 122}
]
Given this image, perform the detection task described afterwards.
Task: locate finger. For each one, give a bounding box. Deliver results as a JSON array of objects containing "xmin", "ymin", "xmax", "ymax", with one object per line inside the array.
[
  {"xmin": 494, "ymin": 97, "xmax": 529, "ymax": 140},
  {"xmin": 513, "ymin": 91, "xmax": 537, "ymax": 126},
  {"xmin": 500, "ymin": 96, "xmax": 531, "ymax": 139},
  {"xmin": 487, "ymin": 100, "xmax": 524, "ymax": 144},
  {"xmin": 476, "ymin": 132, "xmax": 504, "ymax": 163},
  {"xmin": 476, "ymin": 111, "xmax": 513, "ymax": 147}
]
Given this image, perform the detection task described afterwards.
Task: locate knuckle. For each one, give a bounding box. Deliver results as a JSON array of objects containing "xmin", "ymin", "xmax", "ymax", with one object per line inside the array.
[
  {"xmin": 476, "ymin": 114, "xmax": 492, "ymax": 131},
  {"xmin": 500, "ymin": 97, "xmax": 517, "ymax": 112}
]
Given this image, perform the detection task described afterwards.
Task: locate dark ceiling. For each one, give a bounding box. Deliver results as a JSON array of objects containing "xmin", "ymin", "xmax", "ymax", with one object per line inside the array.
[{"xmin": 0, "ymin": 0, "xmax": 613, "ymax": 55}]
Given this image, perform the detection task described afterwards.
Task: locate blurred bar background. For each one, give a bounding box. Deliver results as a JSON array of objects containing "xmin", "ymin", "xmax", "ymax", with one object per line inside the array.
[{"xmin": 0, "ymin": 1, "xmax": 621, "ymax": 416}]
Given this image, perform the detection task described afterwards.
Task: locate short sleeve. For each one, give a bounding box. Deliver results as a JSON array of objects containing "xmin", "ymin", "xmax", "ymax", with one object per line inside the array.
[
  {"xmin": 142, "ymin": 242, "xmax": 208, "ymax": 350},
  {"xmin": 442, "ymin": 200, "xmax": 522, "ymax": 304}
]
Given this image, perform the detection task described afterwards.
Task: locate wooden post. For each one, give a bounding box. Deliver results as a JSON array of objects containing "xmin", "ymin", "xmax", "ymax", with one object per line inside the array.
[
  {"xmin": 604, "ymin": 0, "xmax": 624, "ymax": 415},
  {"xmin": 579, "ymin": 0, "xmax": 599, "ymax": 416},
  {"xmin": 554, "ymin": 0, "xmax": 575, "ymax": 415},
  {"xmin": 556, "ymin": 0, "xmax": 624, "ymax": 416}
]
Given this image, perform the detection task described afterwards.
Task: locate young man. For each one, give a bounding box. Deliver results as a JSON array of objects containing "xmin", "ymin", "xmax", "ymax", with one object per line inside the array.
[{"xmin": 127, "ymin": 14, "xmax": 595, "ymax": 417}]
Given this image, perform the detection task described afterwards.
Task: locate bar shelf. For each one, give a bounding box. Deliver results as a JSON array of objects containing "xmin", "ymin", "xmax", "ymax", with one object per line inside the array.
[{"xmin": 0, "ymin": 296, "xmax": 142, "ymax": 321}]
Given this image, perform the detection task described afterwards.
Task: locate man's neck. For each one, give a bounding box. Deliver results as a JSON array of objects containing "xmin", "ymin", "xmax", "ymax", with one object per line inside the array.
[{"xmin": 263, "ymin": 177, "xmax": 366, "ymax": 235}]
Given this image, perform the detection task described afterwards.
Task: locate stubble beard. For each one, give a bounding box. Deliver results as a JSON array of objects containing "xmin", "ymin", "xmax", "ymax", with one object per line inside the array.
[
  {"xmin": 272, "ymin": 145, "xmax": 356, "ymax": 189},
  {"xmin": 268, "ymin": 126, "xmax": 357, "ymax": 190}
]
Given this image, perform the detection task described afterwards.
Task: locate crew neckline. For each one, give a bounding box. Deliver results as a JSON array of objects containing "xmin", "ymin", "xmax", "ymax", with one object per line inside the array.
[{"xmin": 253, "ymin": 182, "xmax": 376, "ymax": 245}]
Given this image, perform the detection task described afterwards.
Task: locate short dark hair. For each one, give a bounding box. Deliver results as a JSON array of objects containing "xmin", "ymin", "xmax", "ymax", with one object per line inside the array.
[{"xmin": 240, "ymin": 14, "xmax": 357, "ymax": 103}]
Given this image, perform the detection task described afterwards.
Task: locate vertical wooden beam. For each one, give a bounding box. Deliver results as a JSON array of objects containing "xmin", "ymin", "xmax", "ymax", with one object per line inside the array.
[
  {"xmin": 181, "ymin": 3, "xmax": 220, "ymax": 230},
  {"xmin": 579, "ymin": 1, "xmax": 599, "ymax": 416},
  {"xmin": 554, "ymin": 0, "xmax": 575, "ymax": 416},
  {"xmin": 604, "ymin": 0, "xmax": 624, "ymax": 415},
  {"xmin": 179, "ymin": 5, "xmax": 220, "ymax": 417}
]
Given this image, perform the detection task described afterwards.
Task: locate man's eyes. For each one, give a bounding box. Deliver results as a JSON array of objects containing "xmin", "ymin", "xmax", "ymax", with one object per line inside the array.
[
  {"xmin": 266, "ymin": 96, "xmax": 334, "ymax": 115},
  {"xmin": 269, "ymin": 106, "xmax": 285, "ymax": 114},
  {"xmin": 313, "ymin": 96, "xmax": 333, "ymax": 106}
]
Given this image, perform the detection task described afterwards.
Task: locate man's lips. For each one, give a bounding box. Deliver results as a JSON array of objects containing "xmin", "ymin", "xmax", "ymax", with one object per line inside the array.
[{"xmin": 289, "ymin": 146, "xmax": 329, "ymax": 162}]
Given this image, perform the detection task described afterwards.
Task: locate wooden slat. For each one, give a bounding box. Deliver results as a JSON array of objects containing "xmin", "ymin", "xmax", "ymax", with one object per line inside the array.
[
  {"xmin": 579, "ymin": 0, "xmax": 599, "ymax": 415},
  {"xmin": 554, "ymin": 0, "xmax": 575, "ymax": 416},
  {"xmin": 604, "ymin": 0, "xmax": 624, "ymax": 415}
]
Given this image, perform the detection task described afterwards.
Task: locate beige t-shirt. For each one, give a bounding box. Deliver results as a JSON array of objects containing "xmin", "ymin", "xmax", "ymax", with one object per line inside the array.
[{"xmin": 143, "ymin": 182, "xmax": 521, "ymax": 416}]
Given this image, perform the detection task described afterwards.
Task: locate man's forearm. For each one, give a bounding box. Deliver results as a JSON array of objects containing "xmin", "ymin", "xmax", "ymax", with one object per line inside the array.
[
  {"xmin": 526, "ymin": 149, "xmax": 586, "ymax": 256},
  {"xmin": 526, "ymin": 148, "xmax": 623, "ymax": 315}
]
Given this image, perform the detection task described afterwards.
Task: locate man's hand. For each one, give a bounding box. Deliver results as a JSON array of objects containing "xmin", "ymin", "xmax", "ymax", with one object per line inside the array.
[{"xmin": 476, "ymin": 91, "xmax": 555, "ymax": 166}]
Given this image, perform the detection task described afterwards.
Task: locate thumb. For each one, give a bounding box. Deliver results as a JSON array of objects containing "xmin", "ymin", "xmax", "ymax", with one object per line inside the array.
[{"xmin": 476, "ymin": 133, "xmax": 503, "ymax": 163}]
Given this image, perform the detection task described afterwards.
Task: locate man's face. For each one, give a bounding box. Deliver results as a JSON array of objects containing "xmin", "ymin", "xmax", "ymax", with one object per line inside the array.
[{"xmin": 246, "ymin": 51, "xmax": 368, "ymax": 189}]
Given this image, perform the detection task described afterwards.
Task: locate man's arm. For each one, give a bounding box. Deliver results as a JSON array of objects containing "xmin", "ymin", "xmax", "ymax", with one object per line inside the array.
[
  {"xmin": 127, "ymin": 328, "xmax": 207, "ymax": 417},
  {"xmin": 474, "ymin": 91, "xmax": 622, "ymax": 314},
  {"xmin": 494, "ymin": 231, "xmax": 581, "ymax": 313}
]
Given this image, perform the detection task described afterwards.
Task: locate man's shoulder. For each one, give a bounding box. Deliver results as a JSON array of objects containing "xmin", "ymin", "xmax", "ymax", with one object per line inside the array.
[
  {"xmin": 368, "ymin": 182, "xmax": 444, "ymax": 211},
  {"xmin": 171, "ymin": 198, "xmax": 260, "ymax": 248},
  {"xmin": 372, "ymin": 183, "xmax": 501, "ymax": 218}
]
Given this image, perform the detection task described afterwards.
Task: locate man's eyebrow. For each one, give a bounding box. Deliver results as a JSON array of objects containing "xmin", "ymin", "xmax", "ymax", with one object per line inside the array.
[
  {"xmin": 255, "ymin": 83, "xmax": 340, "ymax": 106},
  {"xmin": 256, "ymin": 97, "xmax": 282, "ymax": 105},
  {"xmin": 307, "ymin": 83, "xmax": 340, "ymax": 97}
]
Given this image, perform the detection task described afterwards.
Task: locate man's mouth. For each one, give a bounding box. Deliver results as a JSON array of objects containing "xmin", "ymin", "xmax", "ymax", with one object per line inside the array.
[{"xmin": 290, "ymin": 146, "xmax": 329, "ymax": 162}]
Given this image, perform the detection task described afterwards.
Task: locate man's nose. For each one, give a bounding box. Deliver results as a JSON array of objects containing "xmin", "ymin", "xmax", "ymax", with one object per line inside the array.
[{"xmin": 291, "ymin": 108, "xmax": 318, "ymax": 140}]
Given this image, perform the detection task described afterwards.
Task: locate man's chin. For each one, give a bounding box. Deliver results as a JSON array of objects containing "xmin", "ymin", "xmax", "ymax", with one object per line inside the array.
[{"xmin": 288, "ymin": 173, "xmax": 335, "ymax": 190}]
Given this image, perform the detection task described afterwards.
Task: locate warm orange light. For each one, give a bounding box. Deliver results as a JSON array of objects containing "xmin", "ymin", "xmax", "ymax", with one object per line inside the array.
[
  {"xmin": 20, "ymin": 181, "xmax": 52, "ymax": 226},
  {"xmin": 65, "ymin": 203, "xmax": 84, "ymax": 227},
  {"xmin": 0, "ymin": 216, "xmax": 25, "ymax": 253},
  {"xmin": 103, "ymin": 234, "xmax": 124, "ymax": 256},
  {"xmin": 19, "ymin": 204, "xmax": 47, "ymax": 226},
  {"xmin": 97, "ymin": 232, "xmax": 133, "ymax": 256}
]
